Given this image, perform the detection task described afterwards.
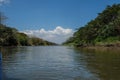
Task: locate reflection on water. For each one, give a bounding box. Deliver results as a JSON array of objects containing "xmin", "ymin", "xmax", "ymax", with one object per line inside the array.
[
  {"xmin": 0, "ymin": 46, "xmax": 120, "ymax": 80},
  {"xmin": 77, "ymin": 47, "xmax": 120, "ymax": 80}
]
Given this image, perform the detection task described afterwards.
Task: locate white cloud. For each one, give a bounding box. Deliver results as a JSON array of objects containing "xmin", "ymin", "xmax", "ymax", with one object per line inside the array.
[
  {"xmin": 0, "ymin": 0, "xmax": 10, "ymax": 5},
  {"xmin": 22, "ymin": 26, "xmax": 74, "ymax": 44}
]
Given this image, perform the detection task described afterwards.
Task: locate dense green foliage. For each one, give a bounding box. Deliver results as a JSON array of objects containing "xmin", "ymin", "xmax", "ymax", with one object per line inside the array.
[
  {"xmin": 0, "ymin": 24, "xmax": 56, "ymax": 46},
  {"xmin": 0, "ymin": 11, "xmax": 57, "ymax": 46},
  {"xmin": 63, "ymin": 4, "xmax": 120, "ymax": 47}
]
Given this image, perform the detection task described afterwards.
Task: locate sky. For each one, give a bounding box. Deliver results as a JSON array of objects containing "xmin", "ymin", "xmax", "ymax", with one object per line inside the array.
[{"xmin": 0, "ymin": 0, "xmax": 120, "ymax": 44}]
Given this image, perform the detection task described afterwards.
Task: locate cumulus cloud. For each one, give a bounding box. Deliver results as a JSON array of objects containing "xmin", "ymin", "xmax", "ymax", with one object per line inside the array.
[
  {"xmin": 22, "ymin": 26, "xmax": 74, "ymax": 44},
  {"xmin": 0, "ymin": 0, "xmax": 10, "ymax": 5}
]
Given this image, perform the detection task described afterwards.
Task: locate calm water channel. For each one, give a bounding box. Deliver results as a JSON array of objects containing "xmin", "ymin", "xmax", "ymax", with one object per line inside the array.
[{"xmin": 0, "ymin": 46, "xmax": 120, "ymax": 80}]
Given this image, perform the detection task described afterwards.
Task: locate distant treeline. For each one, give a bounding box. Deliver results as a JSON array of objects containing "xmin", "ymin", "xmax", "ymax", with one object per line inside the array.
[
  {"xmin": 0, "ymin": 24, "xmax": 57, "ymax": 46},
  {"xmin": 63, "ymin": 4, "xmax": 120, "ymax": 47}
]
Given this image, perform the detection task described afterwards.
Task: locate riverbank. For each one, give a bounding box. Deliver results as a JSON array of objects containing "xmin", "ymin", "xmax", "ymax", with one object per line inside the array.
[{"xmin": 75, "ymin": 45, "xmax": 120, "ymax": 54}]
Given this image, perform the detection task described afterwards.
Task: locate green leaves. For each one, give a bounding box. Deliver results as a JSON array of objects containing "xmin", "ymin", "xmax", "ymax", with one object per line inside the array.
[
  {"xmin": 64, "ymin": 4, "xmax": 120, "ymax": 46},
  {"xmin": 0, "ymin": 24, "xmax": 56, "ymax": 46},
  {"xmin": 0, "ymin": 24, "xmax": 18, "ymax": 46}
]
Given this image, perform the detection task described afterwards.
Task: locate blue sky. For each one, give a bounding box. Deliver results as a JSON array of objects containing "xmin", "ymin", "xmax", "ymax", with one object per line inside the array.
[
  {"xmin": 0, "ymin": 0, "xmax": 119, "ymax": 30},
  {"xmin": 0, "ymin": 0, "xmax": 120, "ymax": 43}
]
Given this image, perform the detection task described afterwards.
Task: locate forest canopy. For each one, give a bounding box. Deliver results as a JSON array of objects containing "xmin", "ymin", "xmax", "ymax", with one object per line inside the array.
[
  {"xmin": 0, "ymin": 12, "xmax": 56, "ymax": 46},
  {"xmin": 63, "ymin": 4, "xmax": 120, "ymax": 47}
]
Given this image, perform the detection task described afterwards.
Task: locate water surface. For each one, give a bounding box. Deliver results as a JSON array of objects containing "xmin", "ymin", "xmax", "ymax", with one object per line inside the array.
[{"xmin": 0, "ymin": 46, "xmax": 120, "ymax": 80}]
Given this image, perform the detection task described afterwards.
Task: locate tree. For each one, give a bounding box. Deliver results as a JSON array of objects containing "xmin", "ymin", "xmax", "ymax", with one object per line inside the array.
[
  {"xmin": 64, "ymin": 4, "xmax": 120, "ymax": 46},
  {"xmin": 0, "ymin": 12, "xmax": 7, "ymax": 24}
]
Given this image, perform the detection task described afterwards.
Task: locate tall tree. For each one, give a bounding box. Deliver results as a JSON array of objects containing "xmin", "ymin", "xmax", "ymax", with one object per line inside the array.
[
  {"xmin": 0, "ymin": 12, "xmax": 7, "ymax": 24},
  {"xmin": 64, "ymin": 4, "xmax": 120, "ymax": 46}
]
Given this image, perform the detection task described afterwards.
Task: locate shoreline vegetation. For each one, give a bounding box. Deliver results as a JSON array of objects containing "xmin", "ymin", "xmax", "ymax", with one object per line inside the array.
[
  {"xmin": 76, "ymin": 46, "xmax": 120, "ymax": 54},
  {"xmin": 63, "ymin": 4, "xmax": 120, "ymax": 48},
  {"xmin": 1, "ymin": 4, "xmax": 120, "ymax": 47},
  {"xmin": 0, "ymin": 24, "xmax": 57, "ymax": 46}
]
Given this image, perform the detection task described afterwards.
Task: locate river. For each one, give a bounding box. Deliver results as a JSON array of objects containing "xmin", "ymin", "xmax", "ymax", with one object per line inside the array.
[{"xmin": 0, "ymin": 46, "xmax": 120, "ymax": 80}]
